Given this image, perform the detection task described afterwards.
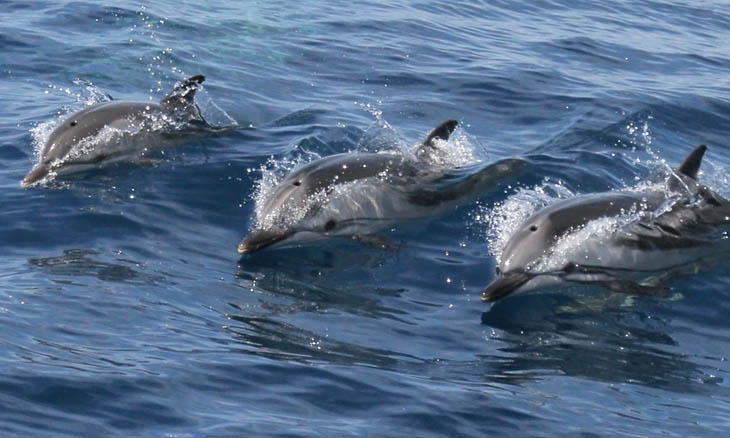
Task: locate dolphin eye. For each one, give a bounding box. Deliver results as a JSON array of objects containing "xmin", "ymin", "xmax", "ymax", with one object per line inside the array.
[
  {"xmin": 293, "ymin": 181, "xmax": 301, "ymax": 186},
  {"xmin": 529, "ymin": 225, "xmax": 538, "ymax": 232},
  {"xmin": 324, "ymin": 220, "xmax": 336, "ymax": 231},
  {"xmin": 70, "ymin": 120, "xmax": 78, "ymax": 127}
]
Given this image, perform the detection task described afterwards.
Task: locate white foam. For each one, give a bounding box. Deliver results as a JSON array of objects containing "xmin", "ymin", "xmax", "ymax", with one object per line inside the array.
[
  {"xmin": 478, "ymin": 179, "xmax": 575, "ymax": 262},
  {"xmin": 251, "ymin": 154, "xmax": 315, "ymax": 229}
]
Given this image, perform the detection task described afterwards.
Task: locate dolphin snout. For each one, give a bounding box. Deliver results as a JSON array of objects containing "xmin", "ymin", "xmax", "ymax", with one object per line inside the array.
[
  {"xmin": 238, "ymin": 228, "xmax": 292, "ymax": 254},
  {"xmin": 481, "ymin": 272, "xmax": 531, "ymax": 302},
  {"xmin": 21, "ymin": 164, "xmax": 50, "ymax": 188}
]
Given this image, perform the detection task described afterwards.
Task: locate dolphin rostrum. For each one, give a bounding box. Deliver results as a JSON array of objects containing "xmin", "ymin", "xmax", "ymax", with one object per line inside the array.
[
  {"xmin": 482, "ymin": 145, "xmax": 730, "ymax": 302},
  {"xmin": 22, "ymin": 75, "xmax": 210, "ymax": 187},
  {"xmin": 239, "ymin": 120, "xmax": 525, "ymax": 253}
]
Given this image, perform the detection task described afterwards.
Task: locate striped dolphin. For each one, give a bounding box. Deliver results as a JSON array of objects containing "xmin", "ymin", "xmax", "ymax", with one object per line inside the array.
[
  {"xmin": 22, "ymin": 75, "xmax": 209, "ymax": 187},
  {"xmin": 482, "ymin": 145, "xmax": 730, "ymax": 302},
  {"xmin": 239, "ymin": 120, "xmax": 525, "ymax": 253}
]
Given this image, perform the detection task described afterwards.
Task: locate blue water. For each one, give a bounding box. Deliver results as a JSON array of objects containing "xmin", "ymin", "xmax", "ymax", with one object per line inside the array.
[{"xmin": 3, "ymin": 0, "xmax": 730, "ymax": 436}]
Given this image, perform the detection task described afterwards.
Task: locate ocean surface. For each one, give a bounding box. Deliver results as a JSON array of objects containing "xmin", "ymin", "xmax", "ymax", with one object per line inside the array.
[{"xmin": 2, "ymin": 0, "xmax": 730, "ymax": 436}]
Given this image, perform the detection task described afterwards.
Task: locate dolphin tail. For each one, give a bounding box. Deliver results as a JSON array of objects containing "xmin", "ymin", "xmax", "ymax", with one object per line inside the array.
[
  {"xmin": 677, "ymin": 144, "xmax": 707, "ymax": 180},
  {"xmin": 21, "ymin": 164, "xmax": 50, "ymax": 187},
  {"xmin": 160, "ymin": 75, "xmax": 206, "ymax": 114}
]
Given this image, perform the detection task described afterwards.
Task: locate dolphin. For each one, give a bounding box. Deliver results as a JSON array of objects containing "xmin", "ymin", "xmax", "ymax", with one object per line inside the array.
[
  {"xmin": 482, "ymin": 145, "xmax": 730, "ymax": 301},
  {"xmin": 22, "ymin": 75, "xmax": 209, "ymax": 187},
  {"xmin": 239, "ymin": 120, "xmax": 526, "ymax": 253}
]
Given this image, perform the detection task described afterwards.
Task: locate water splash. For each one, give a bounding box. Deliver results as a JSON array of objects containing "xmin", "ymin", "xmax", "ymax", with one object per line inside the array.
[
  {"xmin": 474, "ymin": 178, "xmax": 574, "ymax": 261},
  {"xmin": 250, "ymin": 154, "xmax": 316, "ymax": 229},
  {"xmin": 30, "ymin": 82, "xmax": 111, "ymax": 160},
  {"xmin": 194, "ymin": 87, "xmax": 238, "ymax": 130},
  {"xmin": 356, "ymin": 105, "xmax": 407, "ymax": 154}
]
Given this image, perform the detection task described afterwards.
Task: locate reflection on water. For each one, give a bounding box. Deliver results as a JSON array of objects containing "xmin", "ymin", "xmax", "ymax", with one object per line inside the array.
[
  {"xmin": 233, "ymin": 240, "xmax": 725, "ymax": 396},
  {"xmin": 224, "ymin": 313, "xmax": 421, "ymax": 368},
  {"xmin": 230, "ymin": 244, "xmax": 434, "ymax": 369},
  {"xmin": 28, "ymin": 249, "xmax": 165, "ymax": 285},
  {"xmin": 480, "ymin": 292, "xmax": 725, "ymax": 393},
  {"xmin": 235, "ymin": 244, "xmax": 409, "ymax": 318}
]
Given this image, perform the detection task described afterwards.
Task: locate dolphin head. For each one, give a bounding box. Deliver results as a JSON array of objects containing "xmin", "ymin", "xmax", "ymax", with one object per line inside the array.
[
  {"xmin": 481, "ymin": 209, "xmax": 560, "ymax": 301},
  {"xmin": 481, "ymin": 271, "xmax": 533, "ymax": 302},
  {"xmin": 239, "ymin": 153, "xmax": 411, "ymax": 254},
  {"xmin": 237, "ymin": 168, "xmax": 345, "ymax": 254},
  {"xmin": 21, "ymin": 108, "xmax": 117, "ymax": 187},
  {"xmin": 21, "ymin": 163, "xmax": 52, "ymax": 187},
  {"xmin": 238, "ymin": 227, "xmax": 295, "ymax": 254}
]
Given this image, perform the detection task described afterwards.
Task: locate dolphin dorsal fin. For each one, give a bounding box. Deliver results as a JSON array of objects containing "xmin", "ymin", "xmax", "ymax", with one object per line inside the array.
[
  {"xmin": 161, "ymin": 74, "xmax": 206, "ymax": 111},
  {"xmin": 414, "ymin": 119, "xmax": 458, "ymax": 162},
  {"xmin": 677, "ymin": 144, "xmax": 707, "ymax": 180},
  {"xmin": 423, "ymin": 119, "xmax": 458, "ymax": 147}
]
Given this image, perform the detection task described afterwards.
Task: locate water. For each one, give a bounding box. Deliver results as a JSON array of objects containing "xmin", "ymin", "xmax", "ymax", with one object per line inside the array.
[{"xmin": 2, "ymin": 0, "xmax": 730, "ymax": 436}]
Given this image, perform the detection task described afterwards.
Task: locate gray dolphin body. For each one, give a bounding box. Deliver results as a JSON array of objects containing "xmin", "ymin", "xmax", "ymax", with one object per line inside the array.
[
  {"xmin": 22, "ymin": 75, "xmax": 207, "ymax": 187},
  {"xmin": 482, "ymin": 145, "xmax": 730, "ymax": 301},
  {"xmin": 239, "ymin": 120, "xmax": 525, "ymax": 253}
]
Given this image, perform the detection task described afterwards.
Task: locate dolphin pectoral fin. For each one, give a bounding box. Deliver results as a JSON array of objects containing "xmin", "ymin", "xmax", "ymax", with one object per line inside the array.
[
  {"xmin": 481, "ymin": 272, "xmax": 531, "ymax": 302},
  {"xmin": 238, "ymin": 228, "xmax": 292, "ymax": 254},
  {"xmin": 423, "ymin": 119, "xmax": 458, "ymax": 147},
  {"xmin": 132, "ymin": 158, "xmax": 164, "ymax": 167},
  {"xmin": 597, "ymin": 279, "xmax": 671, "ymax": 296},
  {"xmin": 559, "ymin": 263, "xmax": 671, "ymax": 296},
  {"xmin": 561, "ymin": 263, "xmax": 671, "ymax": 295},
  {"xmin": 21, "ymin": 164, "xmax": 50, "ymax": 187},
  {"xmin": 352, "ymin": 234, "xmax": 400, "ymax": 251}
]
